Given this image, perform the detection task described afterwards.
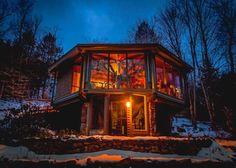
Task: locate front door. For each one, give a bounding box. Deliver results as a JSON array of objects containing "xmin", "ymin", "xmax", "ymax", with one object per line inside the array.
[{"xmin": 110, "ymin": 100, "xmax": 127, "ymax": 135}]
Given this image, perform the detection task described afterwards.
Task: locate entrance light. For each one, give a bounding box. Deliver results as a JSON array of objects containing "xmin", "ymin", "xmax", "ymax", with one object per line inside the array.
[{"xmin": 126, "ymin": 101, "xmax": 131, "ymax": 108}]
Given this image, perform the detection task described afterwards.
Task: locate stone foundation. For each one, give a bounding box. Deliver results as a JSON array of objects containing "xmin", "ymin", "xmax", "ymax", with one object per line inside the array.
[{"xmin": 18, "ymin": 137, "xmax": 212, "ymax": 155}]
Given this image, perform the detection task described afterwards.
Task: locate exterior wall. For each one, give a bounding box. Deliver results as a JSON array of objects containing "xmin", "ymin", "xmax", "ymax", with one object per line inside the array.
[
  {"xmin": 148, "ymin": 95, "xmax": 157, "ymax": 135},
  {"xmin": 51, "ymin": 45, "xmax": 189, "ymax": 135},
  {"xmin": 55, "ymin": 68, "xmax": 72, "ymax": 100},
  {"xmin": 80, "ymin": 103, "xmax": 88, "ymax": 134}
]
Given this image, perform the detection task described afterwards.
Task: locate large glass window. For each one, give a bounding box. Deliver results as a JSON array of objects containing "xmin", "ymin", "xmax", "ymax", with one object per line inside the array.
[
  {"xmin": 71, "ymin": 65, "xmax": 81, "ymax": 93},
  {"xmin": 90, "ymin": 53, "xmax": 109, "ymax": 89},
  {"xmin": 127, "ymin": 53, "xmax": 146, "ymax": 89},
  {"xmin": 155, "ymin": 57, "xmax": 166, "ymax": 93},
  {"xmin": 155, "ymin": 57, "xmax": 183, "ymax": 99},
  {"xmin": 109, "ymin": 53, "xmax": 127, "ymax": 89},
  {"xmin": 90, "ymin": 52, "xmax": 146, "ymax": 89}
]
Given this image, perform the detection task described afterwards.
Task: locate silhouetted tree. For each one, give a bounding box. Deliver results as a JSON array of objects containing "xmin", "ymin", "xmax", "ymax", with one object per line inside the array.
[
  {"xmin": 130, "ymin": 20, "xmax": 160, "ymax": 43},
  {"xmin": 213, "ymin": 0, "xmax": 236, "ymax": 73},
  {"xmin": 0, "ymin": 0, "xmax": 13, "ymax": 39},
  {"xmin": 158, "ymin": 2, "xmax": 183, "ymax": 58}
]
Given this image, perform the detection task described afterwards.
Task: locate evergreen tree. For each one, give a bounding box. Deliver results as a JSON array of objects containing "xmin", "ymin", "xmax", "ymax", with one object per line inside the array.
[{"xmin": 134, "ymin": 21, "xmax": 160, "ymax": 43}]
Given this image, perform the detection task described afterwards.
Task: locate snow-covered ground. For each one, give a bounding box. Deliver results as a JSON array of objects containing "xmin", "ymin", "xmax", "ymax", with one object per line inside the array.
[
  {"xmin": 0, "ymin": 139, "xmax": 233, "ymax": 166},
  {"xmin": 172, "ymin": 117, "xmax": 232, "ymax": 138},
  {"xmin": 0, "ymin": 99, "xmax": 51, "ymax": 120}
]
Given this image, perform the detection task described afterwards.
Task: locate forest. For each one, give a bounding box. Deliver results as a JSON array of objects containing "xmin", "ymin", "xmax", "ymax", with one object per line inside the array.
[
  {"xmin": 0, "ymin": 0, "xmax": 235, "ymax": 136},
  {"xmin": 128, "ymin": 0, "xmax": 236, "ymax": 135},
  {"xmin": 0, "ymin": 0, "xmax": 235, "ymax": 167}
]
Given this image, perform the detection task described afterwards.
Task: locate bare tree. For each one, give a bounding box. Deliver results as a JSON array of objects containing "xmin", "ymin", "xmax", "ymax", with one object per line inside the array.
[
  {"xmin": 14, "ymin": 0, "xmax": 34, "ymax": 44},
  {"xmin": 191, "ymin": 0, "xmax": 218, "ymax": 125},
  {"xmin": 175, "ymin": 0, "xmax": 198, "ymax": 126},
  {"xmin": 0, "ymin": 0, "xmax": 13, "ymax": 38},
  {"xmin": 212, "ymin": 0, "xmax": 236, "ymax": 73},
  {"xmin": 158, "ymin": 1, "xmax": 183, "ymax": 58}
]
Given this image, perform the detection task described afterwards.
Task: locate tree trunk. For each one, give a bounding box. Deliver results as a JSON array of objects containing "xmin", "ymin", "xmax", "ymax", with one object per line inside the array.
[
  {"xmin": 228, "ymin": 37, "xmax": 235, "ymax": 73},
  {"xmin": 200, "ymin": 79, "xmax": 215, "ymax": 125}
]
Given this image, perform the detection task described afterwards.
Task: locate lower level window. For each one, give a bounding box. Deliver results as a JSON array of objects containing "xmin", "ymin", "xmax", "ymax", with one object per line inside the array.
[{"xmin": 132, "ymin": 95, "xmax": 145, "ymax": 130}]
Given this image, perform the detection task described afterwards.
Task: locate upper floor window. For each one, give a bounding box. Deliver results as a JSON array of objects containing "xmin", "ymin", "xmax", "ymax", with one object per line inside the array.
[
  {"xmin": 155, "ymin": 57, "xmax": 183, "ymax": 99},
  {"xmin": 90, "ymin": 53, "xmax": 109, "ymax": 89},
  {"xmin": 90, "ymin": 52, "xmax": 146, "ymax": 89},
  {"xmin": 127, "ymin": 53, "xmax": 146, "ymax": 89},
  {"xmin": 71, "ymin": 65, "xmax": 81, "ymax": 93}
]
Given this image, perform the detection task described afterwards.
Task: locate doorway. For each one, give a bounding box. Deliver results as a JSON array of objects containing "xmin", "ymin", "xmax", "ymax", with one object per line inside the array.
[
  {"xmin": 110, "ymin": 99, "xmax": 127, "ymax": 135},
  {"xmin": 110, "ymin": 94, "xmax": 147, "ymax": 135}
]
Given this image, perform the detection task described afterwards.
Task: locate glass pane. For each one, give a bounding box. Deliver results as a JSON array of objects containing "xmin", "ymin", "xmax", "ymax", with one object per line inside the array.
[
  {"xmin": 90, "ymin": 53, "xmax": 109, "ymax": 89},
  {"xmin": 174, "ymin": 71, "xmax": 183, "ymax": 99},
  {"xmin": 155, "ymin": 57, "xmax": 166, "ymax": 93},
  {"xmin": 127, "ymin": 53, "xmax": 146, "ymax": 89},
  {"xmin": 111, "ymin": 100, "xmax": 127, "ymax": 135},
  {"xmin": 132, "ymin": 95, "xmax": 145, "ymax": 130},
  {"xmin": 155, "ymin": 56, "xmax": 183, "ymax": 99},
  {"xmin": 165, "ymin": 62, "xmax": 175, "ymax": 96},
  {"xmin": 71, "ymin": 65, "xmax": 80, "ymax": 93},
  {"xmin": 109, "ymin": 53, "xmax": 127, "ymax": 89}
]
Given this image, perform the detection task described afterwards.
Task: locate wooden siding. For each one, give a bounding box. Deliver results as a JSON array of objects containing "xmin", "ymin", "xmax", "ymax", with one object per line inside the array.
[{"xmin": 55, "ymin": 68, "xmax": 72, "ymax": 100}]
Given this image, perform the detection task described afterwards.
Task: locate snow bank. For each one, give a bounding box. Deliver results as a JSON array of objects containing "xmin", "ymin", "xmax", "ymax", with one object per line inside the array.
[
  {"xmin": 52, "ymin": 134, "xmax": 193, "ymax": 141},
  {"xmin": 172, "ymin": 117, "xmax": 231, "ymax": 138},
  {"xmin": 0, "ymin": 99, "xmax": 50, "ymax": 111},
  {"xmin": 0, "ymin": 99, "xmax": 51, "ymax": 120},
  {"xmin": 0, "ymin": 99, "xmax": 21, "ymax": 111},
  {"xmin": 0, "ymin": 142, "xmax": 233, "ymax": 165},
  {"xmin": 197, "ymin": 140, "xmax": 234, "ymax": 161}
]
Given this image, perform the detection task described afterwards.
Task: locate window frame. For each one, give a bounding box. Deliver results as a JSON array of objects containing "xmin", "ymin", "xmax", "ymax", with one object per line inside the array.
[{"xmin": 131, "ymin": 94, "xmax": 147, "ymax": 132}]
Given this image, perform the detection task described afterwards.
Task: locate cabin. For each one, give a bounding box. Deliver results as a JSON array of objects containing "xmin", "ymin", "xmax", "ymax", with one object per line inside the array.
[{"xmin": 49, "ymin": 44, "xmax": 191, "ymax": 136}]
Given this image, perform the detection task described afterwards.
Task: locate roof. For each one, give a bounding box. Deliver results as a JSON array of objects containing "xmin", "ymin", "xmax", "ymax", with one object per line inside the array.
[{"xmin": 49, "ymin": 43, "xmax": 192, "ymax": 72}]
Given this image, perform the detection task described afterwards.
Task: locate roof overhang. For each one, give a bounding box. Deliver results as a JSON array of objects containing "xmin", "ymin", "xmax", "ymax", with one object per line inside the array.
[{"xmin": 49, "ymin": 43, "xmax": 192, "ymax": 73}]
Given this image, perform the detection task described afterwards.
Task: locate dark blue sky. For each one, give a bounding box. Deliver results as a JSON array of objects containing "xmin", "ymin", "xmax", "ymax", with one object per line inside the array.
[{"xmin": 33, "ymin": 0, "xmax": 168, "ymax": 52}]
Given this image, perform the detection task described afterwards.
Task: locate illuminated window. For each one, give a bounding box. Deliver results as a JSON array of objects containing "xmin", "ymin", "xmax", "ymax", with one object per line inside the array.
[
  {"xmin": 155, "ymin": 57, "xmax": 166, "ymax": 93},
  {"xmin": 108, "ymin": 52, "xmax": 146, "ymax": 89},
  {"xmin": 127, "ymin": 53, "xmax": 146, "ymax": 89},
  {"xmin": 90, "ymin": 52, "xmax": 146, "ymax": 89},
  {"xmin": 155, "ymin": 57, "xmax": 183, "ymax": 99},
  {"xmin": 90, "ymin": 53, "xmax": 109, "ymax": 89},
  {"xmin": 109, "ymin": 53, "xmax": 127, "ymax": 89},
  {"xmin": 71, "ymin": 65, "xmax": 81, "ymax": 93}
]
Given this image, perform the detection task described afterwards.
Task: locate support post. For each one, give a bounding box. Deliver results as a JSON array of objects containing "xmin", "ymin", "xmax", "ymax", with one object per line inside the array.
[
  {"xmin": 104, "ymin": 95, "xmax": 110, "ymax": 135},
  {"xmin": 86, "ymin": 97, "xmax": 93, "ymax": 135}
]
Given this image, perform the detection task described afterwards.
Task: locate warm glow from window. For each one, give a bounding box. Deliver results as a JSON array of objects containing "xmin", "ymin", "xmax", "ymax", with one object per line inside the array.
[
  {"xmin": 126, "ymin": 101, "xmax": 131, "ymax": 108},
  {"xmin": 71, "ymin": 66, "xmax": 81, "ymax": 93},
  {"xmin": 155, "ymin": 57, "xmax": 183, "ymax": 99}
]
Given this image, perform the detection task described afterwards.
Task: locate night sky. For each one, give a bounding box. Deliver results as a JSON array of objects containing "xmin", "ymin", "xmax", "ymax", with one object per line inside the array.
[{"xmin": 33, "ymin": 0, "xmax": 168, "ymax": 52}]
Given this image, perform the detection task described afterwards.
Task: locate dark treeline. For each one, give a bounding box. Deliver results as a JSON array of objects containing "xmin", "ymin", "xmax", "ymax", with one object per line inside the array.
[
  {"xmin": 129, "ymin": 0, "xmax": 236, "ymax": 134},
  {"xmin": 0, "ymin": 0, "xmax": 62, "ymax": 99}
]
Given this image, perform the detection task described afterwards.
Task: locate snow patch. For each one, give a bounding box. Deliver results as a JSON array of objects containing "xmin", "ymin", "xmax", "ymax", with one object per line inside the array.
[
  {"xmin": 197, "ymin": 141, "xmax": 233, "ymax": 161},
  {"xmin": 0, "ymin": 99, "xmax": 51, "ymax": 120},
  {"xmin": 172, "ymin": 117, "xmax": 231, "ymax": 138},
  {"xmin": 0, "ymin": 143, "xmax": 233, "ymax": 165}
]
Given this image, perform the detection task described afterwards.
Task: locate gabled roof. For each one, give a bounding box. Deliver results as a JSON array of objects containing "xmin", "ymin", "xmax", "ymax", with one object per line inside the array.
[{"xmin": 49, "ymin": 43, "xmax": 192, "ymax": 72}]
